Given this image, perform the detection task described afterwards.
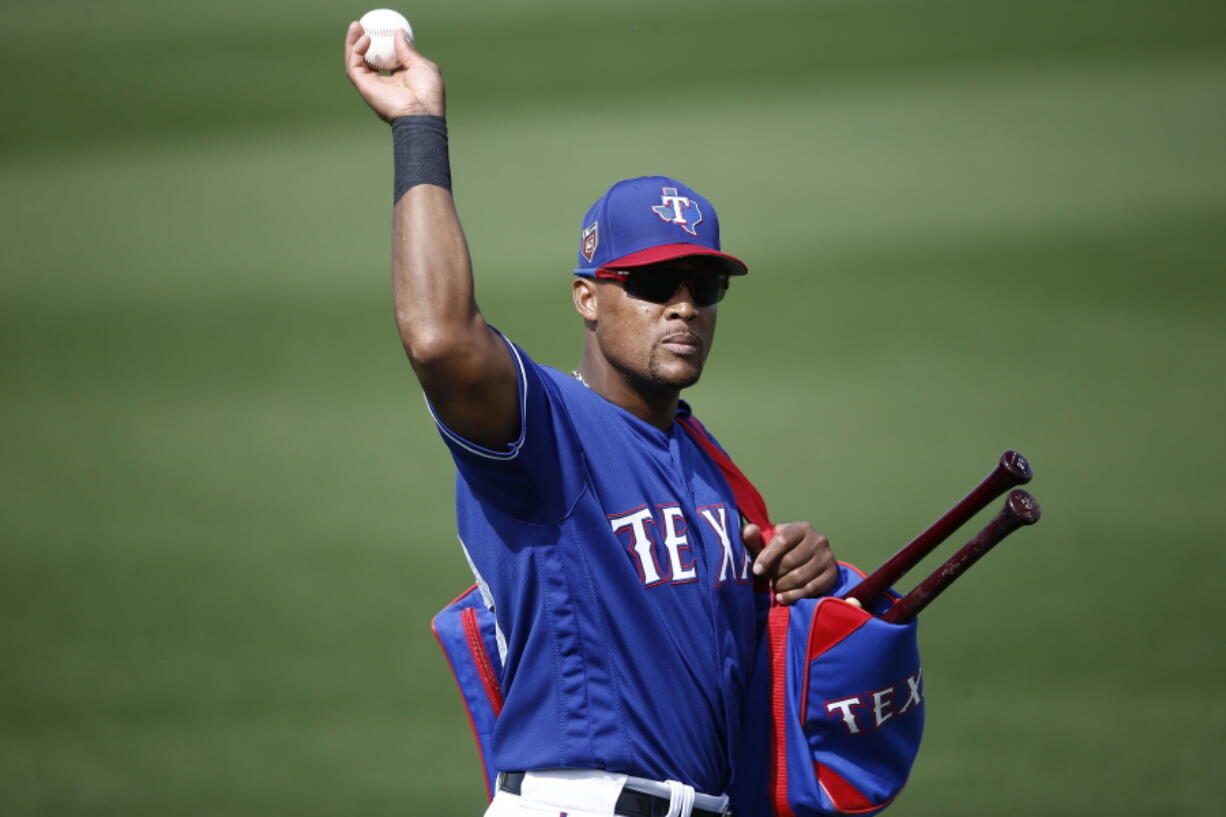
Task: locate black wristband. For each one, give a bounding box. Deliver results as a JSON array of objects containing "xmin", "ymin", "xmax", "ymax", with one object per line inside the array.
[{"xmin": 392, "ymin": 115, "xmax": 452, "ymax": 202}]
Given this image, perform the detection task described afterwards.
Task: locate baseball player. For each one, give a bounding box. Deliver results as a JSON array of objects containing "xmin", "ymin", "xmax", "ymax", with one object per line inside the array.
[{"xmin": 344, "ymin": 24, "xmax": 839, "ymax": 817}]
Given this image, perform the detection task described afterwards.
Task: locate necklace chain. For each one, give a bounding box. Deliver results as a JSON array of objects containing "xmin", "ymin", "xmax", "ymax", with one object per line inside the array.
[{"xmin": 571, "ymin": 369, "xmax": 590, "ymax": 389}]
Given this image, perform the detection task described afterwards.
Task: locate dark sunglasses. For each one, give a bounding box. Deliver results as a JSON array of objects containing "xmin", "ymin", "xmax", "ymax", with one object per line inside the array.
[{"xmin": 594, "ymin": 268, "xmax": 730, "ymax": 307}]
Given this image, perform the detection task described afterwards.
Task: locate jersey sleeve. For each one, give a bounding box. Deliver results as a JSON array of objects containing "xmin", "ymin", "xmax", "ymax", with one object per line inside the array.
[{"xmin": 425, "ymin": 331, "xmax": 582, "ymax": 523}]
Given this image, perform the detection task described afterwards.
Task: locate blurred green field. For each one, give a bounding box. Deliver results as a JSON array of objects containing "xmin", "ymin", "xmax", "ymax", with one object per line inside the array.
[{"xmin": 2, "ymin": 0, "xmax": 1224, "ymax": 814}]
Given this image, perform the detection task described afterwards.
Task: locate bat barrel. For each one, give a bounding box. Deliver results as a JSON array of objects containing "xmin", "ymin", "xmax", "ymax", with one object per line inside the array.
[{"xmin": 844, "ymin": 451, "xmax": 1032, "ymax": 605}]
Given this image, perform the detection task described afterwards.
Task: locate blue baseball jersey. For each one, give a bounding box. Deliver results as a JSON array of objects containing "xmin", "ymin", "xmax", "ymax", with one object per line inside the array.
[{"xmin": 429, "ymin": 334, "xmax": 760, "ymax": 796}]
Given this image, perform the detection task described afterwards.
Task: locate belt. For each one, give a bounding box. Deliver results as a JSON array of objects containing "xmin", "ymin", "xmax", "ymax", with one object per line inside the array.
[{"xmin": 499, "ymin": 771, "xmax": 731, "ymax": 817}]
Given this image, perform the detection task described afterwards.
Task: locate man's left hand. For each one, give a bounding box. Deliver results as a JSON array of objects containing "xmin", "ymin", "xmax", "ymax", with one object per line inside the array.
[{"xmin": 743, "ymin": 521, "xmax": 838, "ymax": 605}]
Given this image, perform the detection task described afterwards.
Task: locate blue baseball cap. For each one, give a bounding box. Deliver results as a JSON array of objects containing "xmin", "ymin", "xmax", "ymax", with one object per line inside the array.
[{"xmin": 574, "ymin": 176, "xmax": 749, "ymax": 277}]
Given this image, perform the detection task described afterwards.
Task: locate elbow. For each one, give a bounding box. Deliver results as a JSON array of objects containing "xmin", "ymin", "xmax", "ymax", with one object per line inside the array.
[
  {"xmin": 398, "ymin": 321, "xmax": 486, "ymax": 373},
  {"xmin": 401, "ymin": 327, "xmax": 458, "ymax": 368}
]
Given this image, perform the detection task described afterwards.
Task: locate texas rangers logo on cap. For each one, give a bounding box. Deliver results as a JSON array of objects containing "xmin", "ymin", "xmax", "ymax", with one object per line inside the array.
[
  {"xmin": 581, "ymin": 222, "xmax": 599, "ymax": 263},
  {"xmin": 651, "ymin": 187, "xmax": 703, "ymax": 236}
]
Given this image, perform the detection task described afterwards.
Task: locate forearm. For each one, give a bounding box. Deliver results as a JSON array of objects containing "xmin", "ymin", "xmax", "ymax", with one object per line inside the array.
[
  {"xmin": 392, "ymin": 180, "xmax": 483, "ymax": 362},
  {"xmin": 389, "ymin": 117, "xmax": 487, "ymax": 367}
]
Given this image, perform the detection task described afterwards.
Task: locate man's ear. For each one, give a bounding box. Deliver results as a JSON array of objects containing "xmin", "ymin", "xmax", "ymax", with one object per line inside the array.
[{"xmin": 573, "ymin": 277, "xmax": 599, "ymax": 322}]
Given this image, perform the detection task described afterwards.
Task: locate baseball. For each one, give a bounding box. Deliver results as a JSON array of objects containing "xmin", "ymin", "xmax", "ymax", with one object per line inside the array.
[{"xmin": 359, "ymin": 9, "xmax": 414, "ymax": 71}]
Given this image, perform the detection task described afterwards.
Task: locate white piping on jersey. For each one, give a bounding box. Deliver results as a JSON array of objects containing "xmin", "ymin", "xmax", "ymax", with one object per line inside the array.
[
  {"xmin": 423, "ymin": 333, "xmax": 529, "ymax": 462},
  {"xmin": 460, "ymin": 534, "xmax": 507, "ymax": 664}
]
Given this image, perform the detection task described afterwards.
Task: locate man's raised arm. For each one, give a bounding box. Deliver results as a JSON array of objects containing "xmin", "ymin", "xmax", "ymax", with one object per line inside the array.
[{"xmin": 344, "ymin": 21, "xmax": 519, "ymax": 450}]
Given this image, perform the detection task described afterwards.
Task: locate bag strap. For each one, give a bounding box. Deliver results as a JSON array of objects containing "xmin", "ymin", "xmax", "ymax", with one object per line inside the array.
[
  {"xmin": 678, "ymin": 415, "xmax": 794, "ymax": 817},
  {"xmin": 677, "ymin": 415, "xmax": 774, "ymax": 539}
]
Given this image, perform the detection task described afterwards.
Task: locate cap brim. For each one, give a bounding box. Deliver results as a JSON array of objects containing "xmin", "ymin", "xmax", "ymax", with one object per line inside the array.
[{"xmin": 604, "ymin": 243, "xmax": 749, "ymax": 276}]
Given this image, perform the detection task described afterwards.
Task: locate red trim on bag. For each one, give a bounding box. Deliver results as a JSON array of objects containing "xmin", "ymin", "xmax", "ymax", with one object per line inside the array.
[
  {"xmin": 443, "ymin": 584, "xmax": 481, "ymax": 607},
  {"xmin": 441, "ymin": 581, "xmax": 478, "ymax": 608},
  {"xmin": 681, "ymin": 415, "xmax": 797, "ymax": 813},
  {"xmin": 817, "ymin": 764, "xmax": 891, "ymax": 813},
  {"xmin": 838, "ymin": 560, "xmax": 868, "ymax": 579},
  {"xmin": 679, "ymin": 415, "xmax": 775, "ymax": 582},
  {"xmin": 431, "ymin": 605, "xmax": 496, "ymax": 801},
  {"xmin": 768, "ymin": 605, "xmax": 796, "ymax": 817},
  {"xmin": 678, "ymin": 417, "xmax": 771, "ymax": 530},
  {"xmin": 462, "ymin": 607, "xmax": 504, "ymax": 717},
  {"xmin": 799, "ymin": 600, "xmax": 871, "ymax": 724}
]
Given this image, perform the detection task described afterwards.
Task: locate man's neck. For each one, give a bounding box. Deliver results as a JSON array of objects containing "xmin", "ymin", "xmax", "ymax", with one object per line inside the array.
[{"xmin": 574, "ymin": 358, "xmax": 680, "ymax": 432}]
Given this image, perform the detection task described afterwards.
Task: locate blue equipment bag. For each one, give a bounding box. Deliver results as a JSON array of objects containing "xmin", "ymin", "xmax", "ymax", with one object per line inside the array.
[
  {"xmin": 431, "ymin": 585, "xmax": 504, "ymax": 800},
  {"xmin": 679, "ymin": 416, "xmax": 923, "ymax": 815},
  {"xmin": 731, "ymin": 564, "xmax": 923, "ymax": 816}
]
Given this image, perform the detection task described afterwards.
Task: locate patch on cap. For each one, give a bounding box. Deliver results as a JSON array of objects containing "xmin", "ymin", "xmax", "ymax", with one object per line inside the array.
[{"xmin": 581, "ymin": 221, "xmax": 599, "ymax": 263}]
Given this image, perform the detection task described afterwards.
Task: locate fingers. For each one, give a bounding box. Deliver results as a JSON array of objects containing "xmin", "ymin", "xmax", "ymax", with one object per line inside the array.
[
  {"xmin": 774, "ymin": 559, "xmax": 838, "ymax": 605},
  {"xmin": 344, "ymin": 21, "xmax": 365, "ymax": 68},
  {"xmin": 751, "ymin": 522, "xmax": 795, "ymax": 578},
  {"xmin": 393, "ymin": 25, "xmax": 418, "ymax": 69},
  {"xmin": 392, "ymin": 29, "xmax": 442, "ymax": 84},
  {"xmin": 345, "ymin": 23, "xmax": 374, "ymax": 81},
  {"xmin": 752, "ymin": 522, "xmax": 839, "ymax": 605},
  {"xmin": 741, "ymin": 523, "xmax": 765, "ymax": 558},
  {"xmin": 345, "ymin": 20, "xmax": 363, "ymax": 49}
]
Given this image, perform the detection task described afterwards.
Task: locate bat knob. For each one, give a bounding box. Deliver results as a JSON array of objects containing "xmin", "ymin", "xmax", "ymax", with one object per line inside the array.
[
  {"xmin": 1006, "ymin": 489, "xmax": 1041, "ymax": 524},
  {"xmin": 1000, "ymin": 450, "xmax": 1033, "ymax": 484}
]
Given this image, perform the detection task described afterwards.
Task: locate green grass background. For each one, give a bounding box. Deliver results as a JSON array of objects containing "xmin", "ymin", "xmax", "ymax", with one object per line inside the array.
[{"xmin": 3, "ymin": 0, "xmax": 1224, "ymax": 814}]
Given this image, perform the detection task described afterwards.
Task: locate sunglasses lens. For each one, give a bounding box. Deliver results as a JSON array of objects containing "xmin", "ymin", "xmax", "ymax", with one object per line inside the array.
[
  {"xmin": 623, "ymin": 272, "xmax": 728, "ymax": 306},
  {"xmin": 691, "ymin": 275, "xmax": 728, "ymax": 306},
  {"xmin": 622, "ymin": 274, "xmax": 677, "ymax": 303}
]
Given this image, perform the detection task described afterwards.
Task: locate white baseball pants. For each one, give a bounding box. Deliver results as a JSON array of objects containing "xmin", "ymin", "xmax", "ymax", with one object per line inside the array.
[{"xmin": 483, "ymin": 769, "xmax": 730, "ymax": 817}]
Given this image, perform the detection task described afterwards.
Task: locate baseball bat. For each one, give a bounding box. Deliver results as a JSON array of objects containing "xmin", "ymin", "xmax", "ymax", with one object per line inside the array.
[
  {"xmin": 843, "ymin": 450, "xmax": 1032, "ymax": 606},
  {"xmin": 881, "ymin": 490, "xmax": 1041, "ymax": 623}
]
